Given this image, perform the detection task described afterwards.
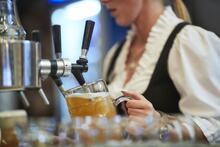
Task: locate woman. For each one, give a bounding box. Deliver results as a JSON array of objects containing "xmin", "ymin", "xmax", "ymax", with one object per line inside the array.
[{"xmin": 101, "ymin": 0, "xmax": 220, "ymax": 143}]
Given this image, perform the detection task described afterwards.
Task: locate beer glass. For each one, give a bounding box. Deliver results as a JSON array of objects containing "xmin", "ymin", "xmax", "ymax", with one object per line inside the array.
[{"xmin": 64, "ymin": 79, "xmax": 116, "ymax": 117}]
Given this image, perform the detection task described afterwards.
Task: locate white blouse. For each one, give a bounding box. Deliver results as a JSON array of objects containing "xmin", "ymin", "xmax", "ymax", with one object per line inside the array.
[{"xmin": 103, "ymin": 6, "xmax": 220, "ymax": 143}]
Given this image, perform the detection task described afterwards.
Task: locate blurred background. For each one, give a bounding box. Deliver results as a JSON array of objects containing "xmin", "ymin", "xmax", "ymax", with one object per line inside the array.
[{"xmin": 0, "ymin": 0, "xmax": 219, "ymax": 121}]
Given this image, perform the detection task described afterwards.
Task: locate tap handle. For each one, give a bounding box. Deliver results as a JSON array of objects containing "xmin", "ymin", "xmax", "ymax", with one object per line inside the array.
[
  {"xmin": 52, "ymin": 25, "xmax": 62, "ymax": 58},
  {"xmin": 31, "ymin": 30, "xmax": 41, "ymax": 42},
  {"xmin": 81, "ymin": 20, "xmax": 95, "ymax": 58},
  {"xmin": 51, "ymin": 25, "xmax": 66, "ymax": 93}
]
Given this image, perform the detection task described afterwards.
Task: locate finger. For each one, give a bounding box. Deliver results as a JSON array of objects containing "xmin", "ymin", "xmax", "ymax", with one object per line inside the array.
[
  {"xmin": 126, "ymin": 100, "xmax": 146, "ymax": 109},
  {"xmin": 127, "ymin": 108, "xmax": 152, "ymax": 116},
  {"xmin": 126, "ymin": 99, "xmax": 153, "ymax": 110},
  {"xmin": 121, "ymin": 90, "xmax": 145, "ymax": 100}
]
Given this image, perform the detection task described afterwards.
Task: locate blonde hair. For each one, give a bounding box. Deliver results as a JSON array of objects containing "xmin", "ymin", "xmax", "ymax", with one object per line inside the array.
[{"xmin": 172, "ymin": 0, "xmax": 192, "ymax": 23}]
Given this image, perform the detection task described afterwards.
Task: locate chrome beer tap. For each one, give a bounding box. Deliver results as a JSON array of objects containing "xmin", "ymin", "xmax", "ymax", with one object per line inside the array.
[
  {"xmin": 50, "ymin": 24, "xmax": 67, "ymax": 95},
  {"xmin": 39, "ymin": 20, "xmax": 95, "ymax": 95},
  {"xmin": 72, "ymin": 20, "xmax": 95, "ymax": 86}
]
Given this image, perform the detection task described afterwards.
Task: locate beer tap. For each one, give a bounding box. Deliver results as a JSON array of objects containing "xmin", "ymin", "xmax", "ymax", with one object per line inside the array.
[
  {"xmin": 51, "ymin": 25, "xmax": 66, "ymax": 94},
  {"xmin": 0, "ymin": 0, "xmax": 96, "ymax": 107},
  {"xmin": 72, "ymin": 20, "xmax": 95, "ymax": 86},
  {"xmin": 39, "ymin": 20, "xmax": 95, "ymax": 95}
]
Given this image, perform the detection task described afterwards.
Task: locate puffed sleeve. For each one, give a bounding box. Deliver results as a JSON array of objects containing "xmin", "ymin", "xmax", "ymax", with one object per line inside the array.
[
  {"xmin": 169, "ymin": 25, "xmax": 220, "ymax": 117},
  {"xmin": 169, "ymin": 25, "xmax": 220, "ymax": 143}
]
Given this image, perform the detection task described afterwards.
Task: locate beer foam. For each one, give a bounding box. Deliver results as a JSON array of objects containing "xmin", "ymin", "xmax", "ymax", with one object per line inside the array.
[{"xmin": 67, "ymin": 92, "xmax": 109, "ymax": 99}]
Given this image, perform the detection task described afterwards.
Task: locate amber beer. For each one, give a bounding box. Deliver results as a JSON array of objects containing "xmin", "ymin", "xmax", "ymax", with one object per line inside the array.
[{"xmin": 66, "ymin": 92, "xmax": 116, "ymax": 117}]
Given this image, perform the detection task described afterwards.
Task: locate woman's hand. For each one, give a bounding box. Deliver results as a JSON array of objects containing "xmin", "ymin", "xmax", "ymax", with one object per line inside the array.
[
  {"xmin": 121, "ymin": 91, "xmax": 208, "ymax": 142},
  {"xmin": 121, "ymin": 90, "xmax": 160, "ymax": 120},
  {"xmin": 121, "ymin": 90, "xmax": 161, "ymax": 137}
]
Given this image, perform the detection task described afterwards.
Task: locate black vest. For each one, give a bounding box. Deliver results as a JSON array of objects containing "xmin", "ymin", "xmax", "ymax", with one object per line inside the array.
[{"xmin": 106, "ymin": 22, "xmax": 189, "ymax": 114}]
